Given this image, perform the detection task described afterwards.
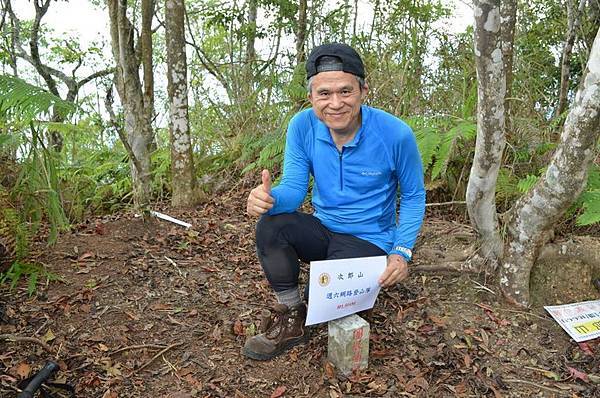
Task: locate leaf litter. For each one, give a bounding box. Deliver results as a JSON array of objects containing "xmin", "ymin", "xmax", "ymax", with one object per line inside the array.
[{"xmin": 1, "ymin": 184, "xmax": 599, "ymax": 397}]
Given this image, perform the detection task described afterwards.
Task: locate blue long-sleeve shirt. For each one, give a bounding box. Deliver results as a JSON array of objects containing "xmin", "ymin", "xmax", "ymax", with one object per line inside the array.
[{"xmin": 268, "ymin": 105, "xmax": 426, "ymax": 256}]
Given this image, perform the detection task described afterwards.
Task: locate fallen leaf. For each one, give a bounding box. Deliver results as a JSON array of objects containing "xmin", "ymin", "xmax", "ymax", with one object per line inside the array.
[
  {"xmin": 98, "ymin": 343, "xmax": 109, "ymax": 352},
  {"xmin": 405, "ymin": 376, "xmax": 429, "ymax": 393},
  {"xmin": 42, "ymin": 328, "xmax": 56, "ymax": 343},
  {"xmin": 567, "ymin": 366, "xmax": 589, "ymax": 382},
  {"xmin": 101, "ymin": 389, "xmax": 117, "ymax": 398},
  {"xmin": 184, "ymin": 374, "xmax": 203, "ymax": 389},
  {"xmin": 588, "ymin": 373, "xmax": 600, "ymax": 384},
  {"xmin": 13, "ymin": 362, "xmax": 31, "ymax": 379},
  {"xmin": 428, "ymin": 314, "xmax": 446, "ymax": 327},
  {"xmin": 324, "ymin": 361, "xmax": 335, "ymax": 379},
  {"xmin": 212, "ymin": 324, "xmax": 222, "ymax": 341},
  {"xmin": 464, "ymin": 353, "xmax": 472, "ymax": 367},
  {"xmin": 578, "ymin": 342, "xmax": 594, "ymax": 356},
  {"xmin": 480, "ymin": 329, "xmax": 489, "ymax": 347},
  {"xmin": 542, "ymin": 370, "xmax": 561, "ymax": 381},
  {"xmin": 78, "ymin": 251, "xmax": 95, "ymax": 261},
  {"xmin": 417, "ymin": 324, "xmax": 435, "ymax": 335},
  {"xmin": 482, "ymin": 308, "xmax": 510, "ymax": 327},
  {"xmin": 270, "ymin": 385, "xmax": 286, "ymax": 398},
  {"xmin": 233, "ymin": 320, "xmax": 244, "ymax": 336},
  {"xmin": 150, "ymin": 303, "xmax": 172, "ymax": 311}
]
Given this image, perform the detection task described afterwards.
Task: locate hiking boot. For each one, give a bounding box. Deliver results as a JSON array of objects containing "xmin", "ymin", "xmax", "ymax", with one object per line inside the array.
[{"xmin": 242, "ymin": 303, "xmax": 308, "ymax": 360}]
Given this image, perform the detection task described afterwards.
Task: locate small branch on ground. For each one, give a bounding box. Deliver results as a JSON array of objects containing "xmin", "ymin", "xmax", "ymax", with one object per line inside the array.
[
  {"xmin": 127, "ymin": 342, "xmax": 183, "ymax": 377},
  {"xmin": 503, "ymin": 378, "xmax": 571, "ymax": 396},
  {"xmin": 425, "ymin": 201, "xmax": 467, "ymax": 207},
  {"xmin": 412, "ymin": 261, "xmax": 482, "ymax": 273},
  {"xmin": 0, "ymin": 334, "xmax": 53, "ymax": 353},
  {"xmin": 110, "ymin": 344, "xmax": 168, "ymax": 356}
]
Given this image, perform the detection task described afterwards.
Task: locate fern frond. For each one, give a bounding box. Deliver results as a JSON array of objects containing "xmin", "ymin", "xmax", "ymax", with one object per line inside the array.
[
  {"xmin": 517, "ymin": 175, "xmax": 539, "ymax": 193},
  {"xmin": 495, "ymin": 168, "xmax": 520, "ymax": 201},
  {"xmin": 586, "ymin": 165, "xmax": 600, "ymax": 190},
  {"xmin": 577, "ymin": 190, "xmax": 600, "ymax": 226},
  {"xmin": 415, "ymin": 127, "xmax": 441, "ymax": 169},
  {"xmin": 0, "ymin": 75, "xmax": 76, "ymax": 123},
  {"xmin": 431, "ymin": 121, "xmax": 476, "ymax": 180}
]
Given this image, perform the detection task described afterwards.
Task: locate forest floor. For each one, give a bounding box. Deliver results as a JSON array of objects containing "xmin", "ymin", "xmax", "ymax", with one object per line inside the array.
[{"xmin": 1, "ymin": 183, "xmax": 600, "ymax": 398}]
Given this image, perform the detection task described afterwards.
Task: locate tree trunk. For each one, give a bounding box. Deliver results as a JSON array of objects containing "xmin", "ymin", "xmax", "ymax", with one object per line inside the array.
[
  {"xmin": 295, "ymin": 0, "xmax": 307, "ymax": 65},
  {"xmin": 166, "ymin": 0, "xmax": 196, "ymax": 207},
  {"xmin": 242, "ymin": 0, "xmax": 257, "ymax": 105},
  {"xmin": 500, "ymin": 0, "xmax": 517, "ymax": 118},
  {"xmin": 501, "ymin": 28, "xmax": 600, "ymax": 307},
  {"xmin": 107, "ymin": 0, "xmax": 154, "ymax": 208},
  {"xmin": 141, "ymin": 0, "xmax": 155, "ymax": 150},
  {"xmin": 555, "ymin": 0, "xmax": 587, "ymax": 120},
  {"xmin": 466, "ymin": 0, "xmax": 506, "ymax": 264}
]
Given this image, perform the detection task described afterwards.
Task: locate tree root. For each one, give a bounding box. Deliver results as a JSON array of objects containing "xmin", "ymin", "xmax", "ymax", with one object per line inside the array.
[
  {"xmin": 412, "ymin": 254, "xmax": 488, "ymax": 274},
  {"xmin": 538, "ymin": 236, "xmax": 600, "ymax": 267},
  {"xmin": 0, "ymin": 334, "xmax": 53, "ymax": 353}
]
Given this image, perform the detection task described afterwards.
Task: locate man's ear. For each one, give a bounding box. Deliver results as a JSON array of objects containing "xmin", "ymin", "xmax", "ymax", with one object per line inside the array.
[{"xmin": 361, "ymin": 83, "xmax": 369, "ymax": 100}]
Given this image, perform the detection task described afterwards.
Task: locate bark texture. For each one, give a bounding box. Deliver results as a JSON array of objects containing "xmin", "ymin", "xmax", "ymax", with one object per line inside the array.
[
  {"xmin": 296, "ymin": 0, "xmax": 307, "ymax": 65},
  {"xmin": 500, "ymin": 0, "xmax": 517, "ymax": 117},
  {"xmin": 166, "ymin": 0, "xmax": 196, "ymax": 207},
  {"xmin": 107, "ymin": 0, "xmax": 155, "ymax": 208},
  {"xmin": 466, "ymin": 0, "xmax": 506, "ymax": 264},
  {"xmin": 556, "ymin": 0, "xmax": 587, "ymax": 119},
  {"xmin": 501, "ymin": 28, "xmax": 600, "ymax": 307}
]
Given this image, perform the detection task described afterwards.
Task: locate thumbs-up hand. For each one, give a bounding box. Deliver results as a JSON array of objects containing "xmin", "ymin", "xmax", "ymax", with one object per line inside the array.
[
  {"xmin": 261, "ymin": 169, "xmax": 271, "ymax": 193},
  {"xmin": 247, "ymin": 169, "xmax": 275, "ymax": 217}
]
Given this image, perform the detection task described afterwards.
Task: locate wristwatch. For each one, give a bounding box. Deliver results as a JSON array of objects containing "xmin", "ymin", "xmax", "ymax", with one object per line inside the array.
[{"xmin": 392, "ymin": 246, "xmax": 412, "ymax": 261}]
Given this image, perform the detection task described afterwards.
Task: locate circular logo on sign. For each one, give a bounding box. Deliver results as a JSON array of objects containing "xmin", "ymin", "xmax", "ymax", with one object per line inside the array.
[{"xmin": 318, "ymin": 273, "xmax": 330, "ymax": 287}]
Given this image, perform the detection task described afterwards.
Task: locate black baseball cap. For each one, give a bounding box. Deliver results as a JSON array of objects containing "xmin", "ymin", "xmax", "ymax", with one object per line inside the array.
[{"xmin": 306, "ymin": 43, "xmax": 365, "ymax": 80}]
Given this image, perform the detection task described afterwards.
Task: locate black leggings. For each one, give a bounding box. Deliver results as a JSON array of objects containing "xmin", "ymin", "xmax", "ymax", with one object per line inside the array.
[{"xmin": 256, "ymin": 212, "xmax": 386, "ymax": 292}]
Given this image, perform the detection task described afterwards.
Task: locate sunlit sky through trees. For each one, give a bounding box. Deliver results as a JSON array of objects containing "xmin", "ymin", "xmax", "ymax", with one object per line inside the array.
[{"xmin": 11, "ymin": 0, "xmax": 474, "ymax": 127}]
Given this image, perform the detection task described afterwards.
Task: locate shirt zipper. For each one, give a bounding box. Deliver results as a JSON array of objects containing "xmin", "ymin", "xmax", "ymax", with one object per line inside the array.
[{"xmin": 338, "ymin": 148, "xmax": 344, "ymax": 190}]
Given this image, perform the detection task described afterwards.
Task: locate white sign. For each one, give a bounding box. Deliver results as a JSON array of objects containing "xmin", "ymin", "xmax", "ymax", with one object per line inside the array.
[
  {"xmin": 305, "ymin": 256, "xmax": 387, "ymax": 326},
  {"xmin": 544, "ymin": 300, "xmax": 600, "ymax": 342}
]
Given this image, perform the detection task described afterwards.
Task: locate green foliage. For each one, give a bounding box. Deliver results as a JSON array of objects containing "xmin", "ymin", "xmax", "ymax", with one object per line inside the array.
[
  {"xmin": 414, "ymin": 126, "xmax": 441, "ymax": 170},
  {"xmin": 517, "ymin": 175, "xmax": 539, "ymax": 193},
  {"xmin": 1, "ymin": 205, "xmax": 30, "ymax": 259},
  {"xmin": 576, "ymin": 166, "xmax": 600, "ymax": 226},
  {"xmin": 430, "ymin": 121, "xmax": 476, "ymax": 181},
  {"xmin": 0, "ymin": 74, "xmax": 76, "ymax": 124},
  {"xmin": 0, "ymin": 261, "xmax": 61, "ymax": 296}
]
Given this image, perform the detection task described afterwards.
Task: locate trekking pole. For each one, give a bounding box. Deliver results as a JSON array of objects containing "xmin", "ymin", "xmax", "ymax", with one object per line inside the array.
[{"xmin": 17, "ymin": 361, "xmax": 59, "ymax": 398}]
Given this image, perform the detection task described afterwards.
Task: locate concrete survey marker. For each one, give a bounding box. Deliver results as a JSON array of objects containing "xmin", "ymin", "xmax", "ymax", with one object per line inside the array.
[{"xmin": 327, "ymin": 314, "xmax": 370, "ymax": 376}]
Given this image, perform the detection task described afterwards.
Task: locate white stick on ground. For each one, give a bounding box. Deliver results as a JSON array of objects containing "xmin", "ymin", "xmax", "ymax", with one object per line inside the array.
[{"xmin": 150, "ymin": 211, "xmax": 192, "ymax": 228}]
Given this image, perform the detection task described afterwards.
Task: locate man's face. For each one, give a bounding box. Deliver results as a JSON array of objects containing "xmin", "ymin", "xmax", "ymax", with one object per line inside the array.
[{"xmin": 308, "ymin": 71, "xmax": 368, "ymax": 136}]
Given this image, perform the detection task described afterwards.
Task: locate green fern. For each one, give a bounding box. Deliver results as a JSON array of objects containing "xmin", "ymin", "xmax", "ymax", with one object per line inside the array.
[
  {"xmin": 0, "ymin": 74, "xmax": 75, "ymax": 124},
  {"xmin": 414, "ymin": 126, "xmax": 441, "ymax": 170},
  {"xmin": 577, "ymin": 190, "xmax": 600, "ymax": 226},
  {"xmin": 0, "ymin": 261, "xmax": 61, "ymax": 296},
  {"xmin": 576, "ymin": 166, "xmax": 600, "ymax": 226},
  {"xmin": 517, "ymin": 174, "xmax": 539, "ymax": 193},
  {"xmin": 495, "ymin": 168, "xmax": 520, "ymax": 202},
  {"xmin": 431, "ymin": 121, "xmax": 476, "ymax": 180}
]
